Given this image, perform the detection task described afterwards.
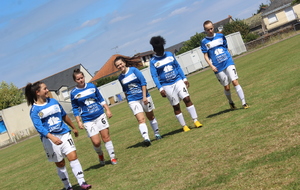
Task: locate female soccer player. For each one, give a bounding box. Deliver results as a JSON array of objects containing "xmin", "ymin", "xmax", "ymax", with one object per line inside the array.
[
  {"xmin": 114, "ymin": 56, "xmax": 162, "ymax": 147},
  {"xmin": 71, "ymin": 69, "xmax": 117, "ymax": 165},
  {"xmin": 201, "ymin": 20, "xmax": 249, "ymax": 109},
  {"xmin": 25, "ymin": 81, "xmax": 91, "ymax": 190},
  {"xmin": 149, "ymin": 36, "xmax": 203, "ymax": 132}
]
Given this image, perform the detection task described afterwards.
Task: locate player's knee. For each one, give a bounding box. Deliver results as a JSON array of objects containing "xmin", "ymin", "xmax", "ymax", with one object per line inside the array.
[
  {"xmin": 232, "ymin": 80, "xmax": 239, "ymax": 86},
  {"xmin": 183, "ymin": 97, "xmax": 191, "ymax": 104},
  {"xmin": 93, "ymin": 141, "xmax": 101, "ymax": 147},
  {"xmin": 55, "ymin": 159, "xmax": 65, "ymax": 168},
  {"xmin": 173, "ymin": 105, "xmax": 180, "ymax": 112},
  {"xmin": 102, "ymin": 136, "xmax": 111, "ymax": 143}
]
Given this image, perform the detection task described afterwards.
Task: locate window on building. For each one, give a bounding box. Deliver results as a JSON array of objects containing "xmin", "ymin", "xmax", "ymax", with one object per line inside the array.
[
  {"xmin": 62, "ymin": 90, "xmax": 69, "ymax": 99},
  {"xmin": 285, "ymin": 7, "xmax": 296, "ymax": 21},
  {"xmin": 268, "ymin": 13, "xmax": 278, "ymax": 24}
]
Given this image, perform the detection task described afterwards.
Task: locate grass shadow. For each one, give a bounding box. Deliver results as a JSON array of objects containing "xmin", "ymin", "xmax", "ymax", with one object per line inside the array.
[
  {"xmin": 84, "ymin": 161, "xmax": 107, "ymax": 171},
  {"xmin": 60, "ymin": 184, "xmax": 80, "ymax": 190},
  {"xmin": 126, "ymin": 141, "xmax": 146, "ymax": 149},
  {"xmin": 126, "ymin": 128, "xmax": 183, "ymax": 149},
  {"xmin": 161, "ymin": 128, "xmax": 184, "ymax": 138},
  {"xmin": 206, "ymin": 108, "xmax": 237, "ymax": 118}
]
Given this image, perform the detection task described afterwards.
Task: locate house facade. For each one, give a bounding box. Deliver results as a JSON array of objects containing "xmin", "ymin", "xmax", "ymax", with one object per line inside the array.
[
  {"xmin": 262, "ymin": 0, "xmax": 300, "ymax": 32},
  {"xmin": 21, "ymin": 64, "xmax": 92, "ymax": 102}
]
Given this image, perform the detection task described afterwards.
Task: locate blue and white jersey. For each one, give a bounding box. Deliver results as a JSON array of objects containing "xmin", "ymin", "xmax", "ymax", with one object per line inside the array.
[
  {"xmin": 71, "ymin": 83, "xmax": 106, "ymax": 123},
  {"xmin": 30, "ymin": 98, "xmax": 70, "ymax": 137},
  {"xmin": 150, "ymin": 51, "xmax": 186, "ymax": 90},
  {"xmin": 201, "ymin": 33, "xmax": 235, "ymax": 73},
  {"xmin": 118, "ymin": 67, "xmax": 150, "ymax": 102}
]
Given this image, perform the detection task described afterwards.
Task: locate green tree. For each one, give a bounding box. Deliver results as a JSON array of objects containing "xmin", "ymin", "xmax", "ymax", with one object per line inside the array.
[
  {"xmin": 292, "ymin": 0, "xmax": 300, "ymax": 5},
  {"xmin": 0, "ymin": 81, "xmax": 24, "ymax": 110},
  {"xmin": 223, "ymin": 19, "xmax": 258, "ymax": 42},
  {"xmin": 96, "ymin": 76, "xmax": 119, "ymax": 87},
  {"xmin": 256, "ymin": 3, "xmax": 268, "ymax": 14},
  {"xmin": 176, "ymin": 32, "xmax": 206, "ymax": 55}
]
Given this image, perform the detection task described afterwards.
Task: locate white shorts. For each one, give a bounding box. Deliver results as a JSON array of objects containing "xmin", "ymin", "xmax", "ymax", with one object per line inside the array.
[
  {"xmin": 215, "ymin": 65, "xmax": 238, "ymax": 86},
  {"xmin": 128, "ymin": 96, "xmax": 155, "ymax": 115},
  {"xmin": 42, "ymin": 132, "xmax": 76, "ymax": 162},
  {"xmin": 164, "ymin": 80, "xmax": 189, "ymax": 106},
  {"xmin": 83, "ymin": 113, "xmax": 109, "ymax": 137}
]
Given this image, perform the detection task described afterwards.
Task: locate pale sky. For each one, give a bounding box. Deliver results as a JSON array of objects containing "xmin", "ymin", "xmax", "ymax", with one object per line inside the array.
[{"xmin": 0, "ymin": 0, "xmax": 269, "ymax": 88}]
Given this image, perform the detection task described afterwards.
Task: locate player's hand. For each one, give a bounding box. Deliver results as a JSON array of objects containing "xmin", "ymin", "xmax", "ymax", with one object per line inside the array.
[
  {"xmin": 106, "ymin": 110, "xmax": 113, "ymax": 118},
  {"xmin": 160, "ymin": 90, "xmax": 167, "ymax": 97},
  {"xmin": 211, "ymin": 65, "xmax": 218, "ymax": 72},
  {"xmin": 51, "ymin": 136, "xmax": 62, "ymax": 145},
  {"xmin": 143, "ymin": 97, "xmax": 148, "ymax": 105},
  {"xmin": 78, "ymin": 121, "xmax": 84, "ymax": 129},
  {"xmin": 73, "ymin": 128, "xmax": 79, "ymax": 137},
  {"xmin": 184, "ymin": 81, "xmax": 190, "ymax": 88}
]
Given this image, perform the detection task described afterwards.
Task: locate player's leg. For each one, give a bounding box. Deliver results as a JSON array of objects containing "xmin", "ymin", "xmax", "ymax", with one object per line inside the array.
[
  {"xmin": 66, "ymin": 151, "xmax": 91, "ymax": 189},
  {"xmin": 135, "ymin": 112, "xmax": 151, "ymax": 146},
  {"xmin": 227, "ymin": 65, "xmax": 249, "ymax": 108},
  {"xmin": 216, "ymin": 70, "xmax": 236, "ymax": 109},
  {"xmin": 44, "ymin": 135, "xmax": 72, "ymax": 190},
  {"xmin": 143, "ymin": 96, "xmax": 161, "ymax": 140},
  {"xmin": 84, "ymin": 119, "xmax": 105, "ymax": 164},
  {"xmin": 96, "ymin": 113, "xmax": 117, "ymax": 165},
  {"xmin": 178, "ymin": 80, "xmax": 202, "ymax": 128},
  {"xmin": 55, "ymin": 159, "xmax": 73, "ymax": 190},
  {"xmin": 100, "ymin": 129, "xmax": 117, "ymax": 164},
  {"xmin": 164, "ymin": 83, "xmax": 189, "ymax": 132},
  {"xmin": 61, "ymin": 133, "xmax": 91, "ymax": 190},
  {"xmin": 145, "ymin": 111, "xmax": 161, "ymax": 140},
  {"xmin": 130, "ymin": 100, "xmax": 151, "ymax": 146},
  {"xmin": 182, "ymin": 96, "xmax": 203, "ymax": 128},
  {"xmin": 90, "ymin": 132, "xmax": 105, "ymax": 164},
  {"xmin": 172, "ymin": 103, "xmax": 191, "ymax": 132}
]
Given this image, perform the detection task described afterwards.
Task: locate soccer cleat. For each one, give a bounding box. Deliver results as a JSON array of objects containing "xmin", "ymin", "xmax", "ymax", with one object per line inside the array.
[
  {"xmin": 80, "ymin": 182, "xmax": 92, "ymax": 190},
  {"xmin": 66, "ymin": 187, "xmax": 73, "ymax": 190},
  {"xmin": 111, "ymin": 158, "xmax": 118, "ymax": 165},
  {"xmin": 144, "ymin": 139, "xmax": 151, "ymax": 147},
  {"xmin": 98, "ymin": 154, "xmax": 105, "ymax": 166},
  {"xmin": 229, "ymin": 102, "xmax": 237, "ymax": 109},
  {"xmin": 243, "ymin": 103, "xmax": 250, "ymax": 109},
  {"xmin": 194, "ymin": 121, "xmax": 203, "ymax": 128},
  {"xmin": 183, "ymin": 125, "xmax": 191, "ymax": 132},
  {"xmin": 155, "ymin": 134, "xmax": 162, "ymax": 140}
]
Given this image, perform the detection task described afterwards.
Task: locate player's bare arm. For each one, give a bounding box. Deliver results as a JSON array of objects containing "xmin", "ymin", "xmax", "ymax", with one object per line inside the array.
[
  {"xmin": 204, "ymin": 53, "xmax": 218, "ymax": 72},
  {"xmin": 142, "ymin": 85, "xmax": 148, "ymax": 105},
  {"xmin": 103, "ymin": 104, "xmax": 113, "ymax": 118}
]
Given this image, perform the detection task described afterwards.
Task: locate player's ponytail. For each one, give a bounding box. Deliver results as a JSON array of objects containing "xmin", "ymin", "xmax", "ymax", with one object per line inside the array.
[
  {"xmin": 25, "ymin": 81, "xmax": 43, "ymax": 106},
  {"xmin": 114, "ymin": 56, "xmax": 142, "ymax": 68}
]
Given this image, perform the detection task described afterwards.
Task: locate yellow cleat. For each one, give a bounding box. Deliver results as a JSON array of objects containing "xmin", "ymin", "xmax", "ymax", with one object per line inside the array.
[
  {"xmin": 243, "ymin": 103, "xmax": 250, "ymax": 109},
  {"xmin": 183, "ymin": 125, "xmax": 191, "ymax": 132},
  {"xmin": 194, "ymin": 121, "xmax": 203, "ymax": 128}
]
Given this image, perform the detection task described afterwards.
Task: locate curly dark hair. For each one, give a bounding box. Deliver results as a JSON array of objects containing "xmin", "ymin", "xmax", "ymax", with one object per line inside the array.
[{"xmin": 149, "ymin": 36, "xmax": 166, "ymax": 48}]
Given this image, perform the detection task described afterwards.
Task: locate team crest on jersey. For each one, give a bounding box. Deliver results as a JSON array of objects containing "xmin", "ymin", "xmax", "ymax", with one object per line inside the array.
[
  {"xmin": 155, "ymin": 62, "xmax": 160, "ymax": 67},
  {"xmin": 38, "ymin": 111, "xmax": 44, "ymax": 118},
  {"xmin": 206, "ymin": 43, "xmax": 211, "ymax": 48},
  {"xmin": 75, "ymin": 94, "xmax": 81, "ymax": 98}
]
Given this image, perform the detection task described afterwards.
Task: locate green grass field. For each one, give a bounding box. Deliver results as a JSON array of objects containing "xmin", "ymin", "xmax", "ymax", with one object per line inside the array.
[{"xmin": 1, "ymin": 34, "xmax": 300, "ymax": 190}]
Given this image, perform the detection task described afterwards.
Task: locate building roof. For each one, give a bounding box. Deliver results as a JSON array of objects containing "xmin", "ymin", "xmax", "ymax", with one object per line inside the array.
[
  {"xmin": 262, "ymin": 0, "xmax": 293, "ymax": 16},
  {"xmin": 89, "ymin": 54, "xmax": 142, "ymax": 83},
  {"xmin": 165, "ymin": 41, "xmax": 185, "ymax": 54},
  {"xmin": 135, "ymin": 50, "xmax": 155, "ymax": 57},
  {"xmin": 40, "ymin": 64, "xmax": 82, "ymax": 91},
  {"xmin": 21, "ymin": 64, "xmax": 91, "ymax": 92},
  {"xmin": 244, "ymin": 13, "xmax": 263, "ymax": 29},
  {"xmin": 213, "ymin": 15, "xmax": 234, "ymax": 32}
]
